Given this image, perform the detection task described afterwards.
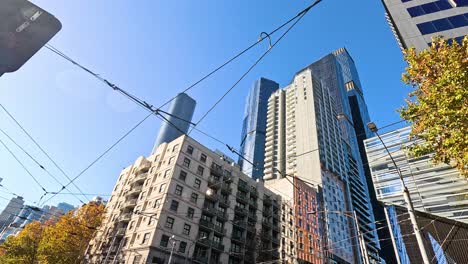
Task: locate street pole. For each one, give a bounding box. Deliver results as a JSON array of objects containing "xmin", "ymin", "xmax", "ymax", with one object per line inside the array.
[
  {"xmin": 168, "ymin": 239, "xmax": 177, "ymax": 264},
  {"xmin": 367, "ymin": 122, "xmax": 431, "ymax": 264},
  {"xmin": 353, "ymin": 211, "xmax": 369, "ymax": 264}
]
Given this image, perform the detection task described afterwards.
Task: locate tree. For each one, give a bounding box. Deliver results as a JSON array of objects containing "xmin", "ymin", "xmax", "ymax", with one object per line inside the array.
[
  {"xmin": 37, "ymin": 202, "xmax": 104, "ymax": 264},
  {"xmin": 400, "ymin": 36, "xmax": 468, "ymax": 177},
  {"xmin": 0, "ymin": 221, "xmax": 44, "ymax": 264}
]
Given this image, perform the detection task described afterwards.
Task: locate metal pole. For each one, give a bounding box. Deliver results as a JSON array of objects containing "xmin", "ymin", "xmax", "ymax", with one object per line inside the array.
[
  {"xmin": 168, "ymin": 239, "xmax": 177, "ymax": 264},
  {"xmin": 353, "ymin": 211, "xmax": 369, "ymax": 264},
  {"xmin": 372, "ymin": 129, "xmax": 431, "ymax": 264},
  {"xmin": 383, "ymin": 206, "xmax": 402, "ymax": 264}
]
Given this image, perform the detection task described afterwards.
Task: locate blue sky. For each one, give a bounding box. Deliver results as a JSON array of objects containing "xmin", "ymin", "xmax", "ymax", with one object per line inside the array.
[{"xmin": 0, "ymin": 0, "xmax": 410, "ymax": 207}]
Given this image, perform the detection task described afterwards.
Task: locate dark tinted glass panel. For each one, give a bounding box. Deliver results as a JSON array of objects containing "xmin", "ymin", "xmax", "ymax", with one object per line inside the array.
[
  {"xmin": 453, "ymin": 0, "xmax": 468, "ymax": 6},
  {"xmin": 408, "ymin": 6, "xmax": 425, "ymax": 17},
  {"xmin": 432, "ymin": 18, "xmax": 452, "ymax": 31},
  {"xmin": 402, "ymin": 0, "xmax": 412, "ymax": 2},
  {"xmin": 417, "ymin": 22, "xmax": 437, "ymax": 34},
  {"xmin": 436, "ymin": 0, "xmax": 452, "ymax": 9},
  {"xmin": 421, "ymin": 2, "xmax": 440, "ymax": 13},
  {"xmin": 448, "ymin": 15, "xmax": 468, "ymax": 27}
]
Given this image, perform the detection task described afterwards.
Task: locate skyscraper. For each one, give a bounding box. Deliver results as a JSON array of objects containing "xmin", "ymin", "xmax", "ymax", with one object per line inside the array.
[
  {"xmin": 152, "ymin": 93, "xmax": 196, "ymax": 154},
  {"xmin": 239, "ymin": 77, "xmax": 279, "ymax": 180},
  {"xmin": 382, "ymin": 0, "xmax": 468, "ymax": 51},
  {"xmin": 263, "ymin": 48, "xmax": 381, "ymax": 263},
  {"xmin": 0, "ymin": 196, "xmax": 24, "ymax": 231}
]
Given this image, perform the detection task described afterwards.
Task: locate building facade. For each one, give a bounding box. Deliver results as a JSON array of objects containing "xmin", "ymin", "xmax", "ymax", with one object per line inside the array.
[
  {"xmin": 365, "ymin": 126, "xmax": 468, "ymax": 263},
  {"xmin": 87, "ymin": 135, "xmax": 299, "ymax": 264},
  {"xmin": 382, "ymin": 0, "xmax": 468, "ymax": 51},
  {"xmin": 263, "ymin": 48, "xmax": 381, "ymax": 263},
  {"xmin": 152, "ymin": 93, "xmax": 196, "ymax": 154},
  {"xmin": 238, "ymin": 77, "xmax": 279, "ymax": 180},
  {"xmin": 0, "ymin": 196, "xmax": 24, "ymax": 231}
]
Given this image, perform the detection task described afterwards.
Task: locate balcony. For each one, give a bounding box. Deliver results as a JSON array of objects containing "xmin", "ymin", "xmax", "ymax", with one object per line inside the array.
[
  {"xmin": 232, "ymin": 220, "xmax": 247, "ymax": 229},
  {"xmin": 218, "ymin": 199, "xmax": 230, "ymax": 208},
  {"xmin": 211, "ymin": 241, "xmax": 225, "ymax": 251},
  {"xmin": 220, "ymin": 183, "xmax": 232, "ymax": 194},
  {"xmin": 210, "ymin": 164, "xmax": 224, "ymax": 177},
  {"xmin": 250, "ymin": 187, "xmax": 258, "ymax": 197},
  {"xmin": 248, "ymin": 200, "xmax": 257, "ymax": 208},
  {"xmin": 247, "ymin": 224, "xmax": 256, "ymax": 234},
  {"xmin": 231, "ymin": 234, "xmax": 245, "ymax": 243},
  {"xmin": 133, "ymin": 173, "xmax": 147, "ymax": 185},
  {"xmin": 192, "ymin": 255, "xmax": 208, "ymax": 263},
  {"xmin": 271, "ymin": 236, "xmax": 280, "ymax": 245},
  {"xmin": 234, "ymin": 206, "xmax": 248, "ymax": 216},
  {"xmin": 123, "ymin": 199, "xmax": 137, "ymax": 209},
  {"xmin": 136, "ymin": 162, "xmax": 150, "ymax": 174},
  {"xmin": 119, "ymin": 213, "xmax": 132, "ymax": 222},
  {"xmin": 263, "ymin": 196, "xmax": 272, "ymax": 206},
  {"xmin": 197, "ymin": 238, "xmax": 211, "ymax": 247},
  {"xmin": 199, "ymin": 219, "xmax": 214, "ymax": 229},
  {"xmin": 202, "ymin": 206, "xmax": 217, "ymax": 216},
  {"xmin": 237, "ymin": 182, "xmax": 249, "ymax": 192},
  {"xmin": 213, "ymin": 225, "xmax": 226, "ymax": 235},
  {"xmin": 262, "ymin": 219, "xmax": 272, "ymax": 229},
  {"xmin": 236, "ymin": 193, "xmax": 248, "ymax": 203},
  {"xmin": 207, "ymin": 176, "xmax": 221, "ymax": 189},
  {"xmin": 126, "ymin": 185, "xmax": 142, "ymax": 197},
  {"xmin": 271, "ymin": 250, "xmax": 280, "ymax": 259},
  {"xmin": 216, "ymin": 210, "xmax": 227, "ymax": 220},
  {"xmin": 205, "ymin": 193, "xmax": 219, "ymax": 201},
  {"xmin": 115, "ymin": 228, "xmax": 126, "ymax": 237},
  {"xmin": 247, "ymin": 213, "xmax": 257, "ymax": 221}
]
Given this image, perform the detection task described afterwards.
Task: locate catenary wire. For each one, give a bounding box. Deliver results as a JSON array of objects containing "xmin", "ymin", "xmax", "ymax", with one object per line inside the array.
[{"xmin": 0, "ymin": 104, "xmax": 89, "ymax": 202}]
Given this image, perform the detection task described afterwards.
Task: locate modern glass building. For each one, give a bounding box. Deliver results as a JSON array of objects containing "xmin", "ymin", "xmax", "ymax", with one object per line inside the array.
[
  {"xmin": 382, "ymin": 0, "xmax": 468, "ymax": 51},
  {"xmin": 239, "ymin": 78, "xmax": 279, "ymax": 180},
  {"xmin": 152, "ymin": 93, "xmax": 196, "ymax": 154}
]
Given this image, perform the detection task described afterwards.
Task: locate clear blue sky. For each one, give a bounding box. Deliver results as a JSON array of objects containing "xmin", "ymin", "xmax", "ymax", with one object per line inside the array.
[{"xmin": 0, "ymin": 0, "xmax": 410, "ymax": 207}]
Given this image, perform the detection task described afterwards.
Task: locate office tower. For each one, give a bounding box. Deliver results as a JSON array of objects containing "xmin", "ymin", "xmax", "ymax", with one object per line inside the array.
[
  {"xmin": 57, "ymin": 202, "xmax": 75, "ymax": 214},
  {"xmin": 87, "ymin": 135, "xmax": 297, "ymax": 264},
  {"xmin": 263, "ymin": 48, "xmax": 381, "ymax": 263},
  {"xmin": 364, "ymin": 126, "xmax": 468, "ymax": 263},
  {"xmin": 382, "ymin": 0, "xmax": 468, "ymax": 51},
  {"xmin": 0, "ymin": 196, "xmax": 24, "ymax": 230},
  {"xmin": 152, "ymin": 93, "xmax": 196, "ymax": 154},
  {"xmin": 239, "ymin": 78, "xmax": 279, "ymax": 180}
]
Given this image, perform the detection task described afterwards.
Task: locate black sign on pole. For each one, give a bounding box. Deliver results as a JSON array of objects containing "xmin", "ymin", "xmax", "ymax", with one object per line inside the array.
[{"xmin": 0, "ymin": 0, "xmax": 62, "ymax": 77}]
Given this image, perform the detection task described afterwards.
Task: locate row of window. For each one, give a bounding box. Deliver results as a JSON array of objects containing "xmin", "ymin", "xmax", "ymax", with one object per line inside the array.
[
  {"xmin": 407, "ymin": 0, "xmax": 453, "ymax": 17},
  {"xmin": 417, "ymin": 13, "xmax": 468, "ymax": 35}
]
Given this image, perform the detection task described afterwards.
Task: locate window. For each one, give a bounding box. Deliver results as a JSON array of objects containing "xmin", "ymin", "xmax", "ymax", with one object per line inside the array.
[
  {"xmin": 133, "ymin": 255, "xmax": 142, "ymax": 264},
  {"xmin": 168, "ymin": 157, "xmax": 175, "ymax": 165},
  {"xmin": 165, "ymin": 217, "xmax": 175, "ymax": 229},
  {"xmin": 194, "ymin": 178, "xmax": 201, "ymax": 189},
  {"xmin": 183, "ymin": 223, "xmax": 191, "ymax": 235},
  {"xmin": 153, "ymin": 199, "xmax": 161, "ymax": 208},
  {"xmin": 142, "ymin": 233, "xmax": 151, "ymax": 244},
  {"xmin": 179, "ymin": 170, "xmax": 187, "ymax": 181},
  {"xmin": 183, "ymin": 158, "xmax": 191, "ymax": 168},
  {"xmin": 178, "ymin": 241, "xmax": 187, "ymax": 253},
  {"xmin": 187, "ymin": 207, "xmax": 195, "ymax": 219},
  {"xmin": 148, "ymin": 216, "xmax": 156, "ymax": 225},
  {"xmin": 200, "ymin": 153, "xmax": 207, "ymax": 163},
  {"xmin": 170, "ymin": 200, "xmax": 179, "ymax": 212},
  {"xmin": 190, "ymin": 193, "xmax": 198, "ymax": 203},
  {"xmin": 175, "ymin": 185, "xmax": 183, "ymax": 196},
  {"xmin": 196, "ymin": 166, "xmax": 204, "ymax": 176},
  {"xmin": 159, "ymin": 183, "xmax": 166, "ymax": 193},
  {"xmin": 172, "ymin": 144, "xmax": 179, "ymax": 152},
  {"xmin": 187, "ymin": 145, "xmax": 194, "ymax": 155},
  {"xmin": 164, "ymin": 169, "xmax": 171, "ymax": 178},
  {"xmin": 160, "ymin": 234, "xmax": 170, "ymax": 247}
]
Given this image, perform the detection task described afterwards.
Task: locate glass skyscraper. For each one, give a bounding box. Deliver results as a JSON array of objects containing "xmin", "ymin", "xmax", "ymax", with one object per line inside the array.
[
  {"xmin": 152, "ymin": 93, "xmax": 196, "ymax": 154},
  {"xmin": 239, "ymin": 77, "xmax": 279, "ymax": 180},
  {"xmin": 382, "ymin": 0, "xmax": 468, "ymax": 51}
]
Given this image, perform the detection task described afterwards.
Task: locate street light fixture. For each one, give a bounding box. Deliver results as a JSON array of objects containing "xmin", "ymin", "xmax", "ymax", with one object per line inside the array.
[{"xmin": 366, "ymin": 122, "xmax": 430, "ymax": 264}]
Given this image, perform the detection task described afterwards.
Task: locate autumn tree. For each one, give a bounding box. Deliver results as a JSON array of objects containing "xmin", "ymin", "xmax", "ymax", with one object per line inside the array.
[
  {"xmin": 400, "ymin": 36, "xmax": 468, "ymax": 177},
  {"xmin": 37, "ymin": 202, "xmax": 104, "ymax": 264},
  {"xmin": 0, "ymin": 221, "xmax": 44, "ymax": 264}
]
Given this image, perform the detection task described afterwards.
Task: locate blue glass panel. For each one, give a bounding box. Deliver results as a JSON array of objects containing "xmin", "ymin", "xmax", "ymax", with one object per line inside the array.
[
  {"xmin": 433, "ymin": 18, "xmax": 452, "ymax": 31},
  {"xmin": 453, "ymin": 0, "xmax": 468, "ymax": 6},
  {"xmin": 417, "ymin": 22, "xmax": 437, "ymax": 34},
  {"xmin": 436, "ymin": 0, "xmax": 452, "ymax": 10},
  {"xmin": 448, "ymin": 15, "xmax": 468, "ymax": 27},
  {"xmin": 408, "ymin": 6, "xmax": 425, "ymax": 17},
  {"xmin": 421, "ymin": 2, "xmax": 440, "ymax": 13},
  {"xmin": 402, "ymin": 0, "xmax": 413, "ymax": 2}
]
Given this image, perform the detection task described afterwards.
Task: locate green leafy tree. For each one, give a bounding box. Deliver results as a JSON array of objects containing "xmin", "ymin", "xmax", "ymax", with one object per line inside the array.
[
  {"xmin": 400, "ymin": 36, "xmax": 468, "ymax": 177},
  {"xmin": 0, "ymin": 221, "xmax": 44, "ymax": 264},
  {"xmin": 37, "ymin": 202, "xmax": 104, "ymax": 264}
]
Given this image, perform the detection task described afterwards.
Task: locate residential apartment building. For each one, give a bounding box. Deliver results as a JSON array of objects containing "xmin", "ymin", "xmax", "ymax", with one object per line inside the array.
[
  {"xmin": 263, "ymin": 48, "xmax": 381, "ymax": 263},
  {"xmin": 382, "ymin": 0, "xmax": 468, "ymax": 51},
  {"xmin": 0, "ymin": 196, "xmax": 24, "ymax": 231},
  {"xmin": 151, "ymin": 93, "xmax": 196, "ymax": 154},
  {"xmin": 364, "ymin": 126, "xmax": 468, "ymax": 263},
  {"xmin": 87, "ymin": 135, "xmax": 295, "ymax": 264},
  {"xmin": 239, "ymin": 77, "xmax": 279, "ymax": 180}
]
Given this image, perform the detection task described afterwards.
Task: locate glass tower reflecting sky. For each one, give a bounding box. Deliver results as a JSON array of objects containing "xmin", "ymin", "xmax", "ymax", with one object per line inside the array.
[{"xmin": 239, "ymin": 77, "xmax": 279, "ymax": 180}]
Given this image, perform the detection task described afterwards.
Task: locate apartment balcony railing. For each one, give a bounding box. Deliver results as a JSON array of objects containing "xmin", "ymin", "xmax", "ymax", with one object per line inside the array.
[
  {"xmin": 119, "ymin": 213, "xmax": 132, "ymax": 222},
  {"xmin": 210, "ymin": 164, "xmax": 224, "ymax": 177},
  {"xmin": 218, "ymin": 199, "xmax": 230, "ymax": 208},
  {"xmin": 115, "ymin": 228, "xmax": 126, "ymax": 237},
  {"xmin": 202, "ymin": 205, "xmax": 217, "ymax": 215},
  {"xmin": 232, "ymin": 220, "xmax": 247, "ymax": 229},
  {"xmin": 215, "ymin": 210, "xmax": 227, "ymax": 220},
  {"xmin": 213, "ymin": 225, "xmax": 226, "ymax": 235},
  {"xmin": 126, "ymin": 185, "xmax": 142, "ymax": 197},
  {"xmin": 207, "ymin": 176, "xmax": 221, "ymax": 189},
  {"xmin": 211, "ymin": 241, "xmax": 225, "ymax": 251},
  {"xmin": 237, "ymin": 182, "xmax": 249, "ymax": 192},
  {"xmin": 123, "ymin": 199, "xmax": 137, "ymax": 209},
  {"xmin": 236, "ymin": 193, "xmax": 248, "ymax": 203},
  {"xmin": 234, "ymin": 206, "xmax": 248, "ymax": 216},
  {"xmin": 220, "ymin": 183, "xmax": 232, "ymax": 194}
]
